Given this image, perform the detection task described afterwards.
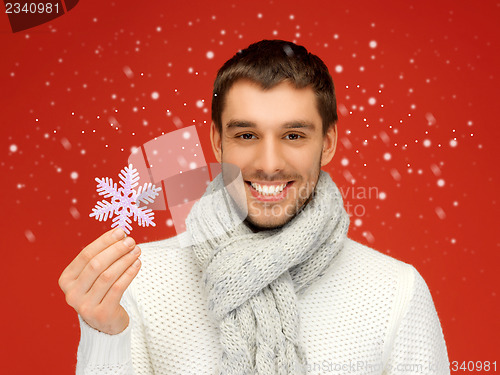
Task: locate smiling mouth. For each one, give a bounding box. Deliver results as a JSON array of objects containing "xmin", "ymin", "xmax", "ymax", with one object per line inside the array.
[{"xmin": 245, "ymin": 180, "xmax": 294, "ymax": 201}]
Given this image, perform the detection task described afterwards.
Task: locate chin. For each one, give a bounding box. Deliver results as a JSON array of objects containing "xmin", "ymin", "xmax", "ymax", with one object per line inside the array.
[
  {"xmin": 242, "ymin": 183, "xmax": 315, "ymax": 232},
  {"xmin": 244, "ymin": 213, "xmax": 293, "ymax": 232}
]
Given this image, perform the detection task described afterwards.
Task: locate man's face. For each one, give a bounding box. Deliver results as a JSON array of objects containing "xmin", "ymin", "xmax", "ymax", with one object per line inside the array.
[{"xmin": 210, "ymin": 79, "xmax": 337, "ymax": 231}]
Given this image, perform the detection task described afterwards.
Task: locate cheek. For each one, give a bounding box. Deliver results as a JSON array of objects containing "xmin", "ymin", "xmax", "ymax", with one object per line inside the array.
[
  {"xmin": 220, "ymin": 144, "xmax": 253, "ymax": 166},
  {"xmin": 288, "ymin": 149, "xmax": 318, "ymax": 172}
]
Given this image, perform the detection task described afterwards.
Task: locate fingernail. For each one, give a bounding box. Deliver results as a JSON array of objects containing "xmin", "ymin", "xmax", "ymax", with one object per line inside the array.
[
  {"xmin": 113, "ymin": 228, "xmax": 125, "ymax": 240},
  {"xmin": 131, "ymin": 246, "xmax": 140, "ymax": 255},
  {"xmin": 123, "ymin": 237, "xmax": 135, "ymax": 248}
]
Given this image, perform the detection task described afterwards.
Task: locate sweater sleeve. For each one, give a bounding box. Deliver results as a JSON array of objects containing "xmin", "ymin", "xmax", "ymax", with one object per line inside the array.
[
  {"xmin": 75, "ymin": 278, "xmax": 154, "ymax": 374},
  {"xmin": 383, "ymin": 265, "xmax": 450, "ymax": 375}
]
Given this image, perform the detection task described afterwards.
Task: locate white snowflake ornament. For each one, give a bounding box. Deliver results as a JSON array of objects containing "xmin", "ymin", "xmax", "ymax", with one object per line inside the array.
[{"xmin": 90, "ymin": 164, "xmax": 162, "ymax": 234}]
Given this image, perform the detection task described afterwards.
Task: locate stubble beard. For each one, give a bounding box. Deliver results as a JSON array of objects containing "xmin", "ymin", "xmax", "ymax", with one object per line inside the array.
[
  {"xmin": 243, "ymin": 161, "xmax": 322, "ymax": 233},
  {"xmin": 219, "ymin": 142, "xmax": 323, "ymax": 233}
]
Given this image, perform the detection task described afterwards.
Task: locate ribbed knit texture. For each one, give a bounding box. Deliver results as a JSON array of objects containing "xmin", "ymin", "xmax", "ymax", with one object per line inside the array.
[
  {"xmin": 75, "ymin": 235, "xmax": 450, "ymax": 375},
  {"xmin": 183, "ymin": 170, "xmax": 349, "ymax": 374}
]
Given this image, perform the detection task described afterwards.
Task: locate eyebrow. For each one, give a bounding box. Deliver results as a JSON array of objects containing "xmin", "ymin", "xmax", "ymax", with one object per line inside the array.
[{"xmin": 226, "ymin": 120, "xmax": 316, "ymax": 131}]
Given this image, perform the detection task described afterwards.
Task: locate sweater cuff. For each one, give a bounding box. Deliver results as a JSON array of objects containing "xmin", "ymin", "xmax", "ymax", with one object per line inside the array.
[{"xmin": 77, "ymin": 314, "xmax": 132, "ymax": 366}]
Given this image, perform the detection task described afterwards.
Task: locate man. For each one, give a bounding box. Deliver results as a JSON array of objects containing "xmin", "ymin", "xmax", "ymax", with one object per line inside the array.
[{"xmin": 59, "ymin": 40, "xmax": 450, "ymax": 374}]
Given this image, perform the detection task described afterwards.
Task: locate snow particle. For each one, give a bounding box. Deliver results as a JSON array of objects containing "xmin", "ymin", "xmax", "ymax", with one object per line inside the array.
[
  {"xmin": 196, "ymin": 100, "xmax": 204, "ymax": 108},
  {"xmin": 423, "ymin": 139, "xmax": 431, "ymax": 147},
  {"xmin": 61, "ymin": 137, "xmax": 71, "ymax": 150},
  {"xmin": 9, "ymin": 144, "xmax": 18, "ymax": 152},
  {"xmin": 335, "ymin": 65, "xmax": 343, "ymax": 73},
  {"xmin": 390, "ymin": 168, "xmax": 402, "ymax": 182},
  {"xmin": 425, "ymin": 112, "xmax": 436, "ymax": 125},
  {"xmin": 362, "ymin": 231, "xmax": 375, "ymax": 244},
  {"xmin": 383, "ymin": 152, "xmax": 391, "ymax": 161},
  {"xmin": 379, "ymin": 192, "xmax": 387, "ymax": 200},
  {"xmin": 449, "ymin": 139, "xmax": 458, "ymax": 147},
  {"xmin": 166, "ymin": 219, "xmax": 173, "ymax": 227},
  {"xmin": 70, "ymin": 171, "xmax": 78, "ymax": 180},
  {"xmin": 368, "ymin": 97, "xmax": 376, "ymax": 105},
  {"xmin": 123, "ymin": 66, "xmax": 134, "ymax": 79},
  {"xmin": 354, "ymin": 218, "xmax": 362, "ymax": 227},
  {"xmin": 151, "ymin": 91, "xmax": 160, "ymax": 100},
  {"xmin": 340, "ymin": 157, "xmax": 349, "ymax": 166},
  {"xmin": 437, "ymin": 179, "xmax": 445, "ymax": 187},
  {"xmin": 182, "ymin": 131, "xmax": 191, "ymax": 139},
  {"xmin": 206, "ymin": 51, "xmax": 214, "ymax": 59},
  {"xmin": 25, "ymin": 230, "xmax": 36, "ymax": 243},
  {"xmin": 369, "ymin": 40, "xmax": 377, "ymax": 48},
  {"xmin": 70, "ymin": 206, "xmax": 81, "ymax": 219},
  {"xmin": 435, "ymin": 206, "xmax": 446, "ymax": 219},
  {"xmin": 430, "ymin": 164, "xmax": 441, "ymax": 176}
]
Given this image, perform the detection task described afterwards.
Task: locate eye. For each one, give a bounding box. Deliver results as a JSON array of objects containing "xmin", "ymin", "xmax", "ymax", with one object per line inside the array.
[
  {"xmin": 237, "ymin": 133, "xmax": 256, "ymax": 140},
  {"xmin": 285, "ymin": 133, "xmax": 302, "ymax": 140}
]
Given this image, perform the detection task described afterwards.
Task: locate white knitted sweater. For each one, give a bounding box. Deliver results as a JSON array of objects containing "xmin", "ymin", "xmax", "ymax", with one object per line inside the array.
[{"xmin": 76, "ymin": 233, "xmax": 450, "ymax": 374}]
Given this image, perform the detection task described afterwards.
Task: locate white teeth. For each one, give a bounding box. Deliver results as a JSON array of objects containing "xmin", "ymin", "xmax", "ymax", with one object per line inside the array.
[{"xmin": 250, "ymin": 182, "xmax": 288, "ymax": 195}]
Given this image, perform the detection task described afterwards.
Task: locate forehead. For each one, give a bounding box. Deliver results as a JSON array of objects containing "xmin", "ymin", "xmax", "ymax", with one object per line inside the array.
[{"xmin": 222, "ymin": 79, "xmax": 322, "ymax": 129}]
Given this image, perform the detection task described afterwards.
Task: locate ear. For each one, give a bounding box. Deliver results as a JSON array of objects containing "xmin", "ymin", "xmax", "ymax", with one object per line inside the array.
[
  {"xmin": 210, "ymin": 121, "xmax": 222, "ymax": 163},
  {"xmin": 320, "ymin": 124, "xmax": 337, "ymax": 167}
]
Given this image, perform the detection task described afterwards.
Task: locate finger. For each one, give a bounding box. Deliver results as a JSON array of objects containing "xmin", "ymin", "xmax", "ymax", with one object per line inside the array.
[
  {"xmin": 72, "ymin": 236, "xmax": 137, "ymax": 296},
  {"xmin": 83, "ymin": 245, "xmax": 141, "ymax": 305},
  {"xmin": 62, "ymin": 228, "xmax": 126, "ymax": 282},
  {"xmin": 98, "ymin": 252, "xmax": 142, "ymax": 308}
]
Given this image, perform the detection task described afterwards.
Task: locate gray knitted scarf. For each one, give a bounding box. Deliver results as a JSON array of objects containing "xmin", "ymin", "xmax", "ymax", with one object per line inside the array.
[{"xmin": 184, "ymin": 170, "xmax": 350, "ymax": 374}]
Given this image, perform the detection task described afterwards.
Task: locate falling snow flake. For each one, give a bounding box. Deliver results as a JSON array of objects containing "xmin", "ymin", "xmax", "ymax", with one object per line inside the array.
[
  {"xmin": 89, "ymin": 164, "xmax": 161, "ymax": 234},
  {"xmin": 25, "ymin": 229, "xmax": 36, "ymax": 243}
]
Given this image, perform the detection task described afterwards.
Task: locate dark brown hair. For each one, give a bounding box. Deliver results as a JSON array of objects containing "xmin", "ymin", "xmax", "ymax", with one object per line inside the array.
[{"xmin": 211, "ymin": 39, "xmax": 338, "ymax": 137}]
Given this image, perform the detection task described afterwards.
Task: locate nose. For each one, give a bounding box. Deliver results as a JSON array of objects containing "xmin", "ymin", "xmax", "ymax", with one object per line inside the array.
[{"xmin": 252, "ymin": 137, "xmax": 286, "ymax": 175}]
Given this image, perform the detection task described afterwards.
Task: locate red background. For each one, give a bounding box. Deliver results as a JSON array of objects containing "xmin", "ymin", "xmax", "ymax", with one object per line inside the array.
[{"xmin": 1, "ymin": 0, "xmax": 498, "ymax": 373}]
